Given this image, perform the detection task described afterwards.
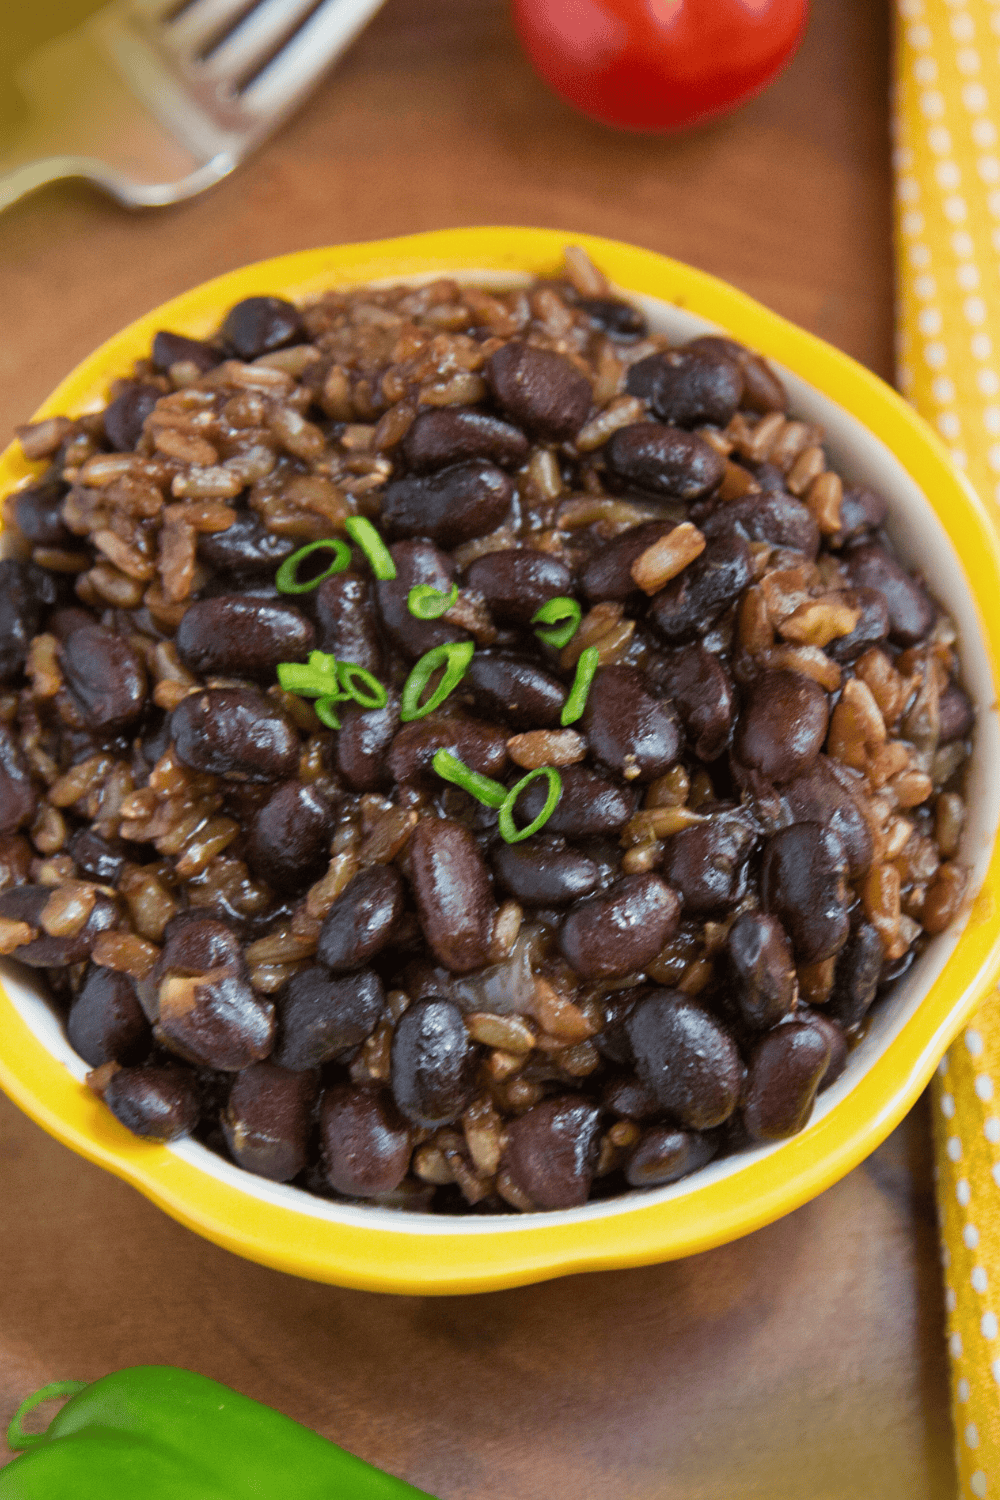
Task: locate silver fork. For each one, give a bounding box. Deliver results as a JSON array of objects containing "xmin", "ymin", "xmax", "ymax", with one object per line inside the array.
[{"xmin": 0, "ymin": 0, "xmax": 386, "ymax": 212}]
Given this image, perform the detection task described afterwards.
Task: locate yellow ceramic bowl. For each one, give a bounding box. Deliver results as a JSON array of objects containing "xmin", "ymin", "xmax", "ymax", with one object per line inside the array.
[{"xmin": 2, "ymin": 227, "xmax": 1000, "ymax": 1296}]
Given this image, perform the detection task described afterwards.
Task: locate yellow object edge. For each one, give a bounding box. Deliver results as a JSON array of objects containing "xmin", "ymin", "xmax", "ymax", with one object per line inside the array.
[{"xmin": 2, "ymin": 225, "xmax": 1000, "ymax": 1295}]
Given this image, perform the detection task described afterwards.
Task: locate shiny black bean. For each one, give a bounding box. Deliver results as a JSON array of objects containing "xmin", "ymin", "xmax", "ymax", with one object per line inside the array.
[
  {"xmin": 502, "ymin": 1096, "xmax": 602, "ymax": 1209},
  {"xmin": 275, "ymin": 966, "xmax": 385, "ymax": 1069},
  {"xmin": 825, "ymin": 587, "xmax": 890, "ymax": 663},
  {"xmin": 151, "ymin": 329, "xmax": 221, "ymax": 374},
  {"xmin": 560, "ymin": 874, "xmax": 680, "ymax": 979},
  {"xmin": 662, "ymin": 814, "xmax": 757, "ymax": 915},
  {"xmin": 101, "ymin": 1065, "xmax": 200, "ymax": 1142},
  {"xmin": 221, "ymin": 296, "xmax": 305, "ymax": 359},
  {"xmin": 743, "ymin": 1020, "xmax": 832, "ymax": 1141},
  {"xmin": 0, "ymin": 725, "xmax": 37, "ymax": 834},
  {"xmin": 492, "ymin": 836, "xmax": 598, "ymax": 906},
  {"xmin": 735, "ymin": 669, "xmax": 829, "ymax": 782},
  {"xmin": 171, "ymin": 688, "xmax": 299, "ymax": 782},
  {"xmin": 939, "ymin": 681, "xmax": 975, "ymax": 743},
  {"xmin": 68, "ymin": 966, "xmax": 151, "ymax": 1066},
  {"xmin": 69, "ymin": 828, "xmax": 126, "ymax": 885},
  {"xmin": 463, "ymin": 549, "xmax": 573, "ymax": 627},
  {"xmin": 0, "ymin": 884, "xmax": 116, "ymax": 966},
  {"xmin": 60, "ymin": 625, "xmax": 147, "ymax": 731},
  {"xmin": 829, "ymin": 485, "xmax": 888, "ymax": 548},
  {"xmin": 578, "ymin": 297, "xmax": 647, "ymax": 338},
  {"xmin": 247, "ymin": 781, "xmax": 337, "ymax": 890},
  {"xmin": 782, "ymin": 756, "xmax": 874, "ymax": 876},
  {"xmin": 625, "ymin": 1126, "xmax": 718, "ymax": 1188},
  {"xmin": 376, "ymin": 540, "xmax": 468, "ymax": 658},
  {"xmin": 464, "ymin": 652, "xmax": 565, "ymax": 730},
  {"xmin": 12, "ymin": 482, "xmax": 72, "ymax": 548},
  {"xmin": 409, "ymin": 817, "xmax": 497, "ymax": 973},
  {"xmin": 102, "ymin": 382, "xmax": 160, "ymax": 451},
  {"xmin": 485, "ymin": 342, "xmax": 592, "ymax": 441},
  {"xmin": 0, "ymin": 561, "xmax": 53, "ymax": 681},
  {"xmin": 313, "ymin": 573, "xmax": 383, "ymax": 673},
  {"xmin": 798, "ymin": 1009, "xmax": 850, "ymax": 1089},
  {"xmin": 157, "ymin": 916, "xmax": 244, "ymax": 979},
  {"xmin": 625, "ymin": 990, "xmax": 742, "ymax": 1129},
  {"xmin": 826, "ymin": 921, "xmax": 884, "ymax": 1031},
  {"xmin": 601, "ymin": 1072, "xmax": 661, "ymax": 1119},
  {"xmin": 222, "ymin": 1062, "xmax": 317, "ymax": 1181},
  {"xmin": 726, "ymin": 912, "xmax": 797, "ymax": 1030},
  {"xmin": 155, "ymin": 966, "xmax": 275, "ymax": 1071},
  {"xmin": 626, "ymin": 347, "xmax": 742, "ymax": 429},
  {"xmin": 321, "ymin": 1085, "xmax": 412, "ymax": 1197},
  {"xmin": 649, "ymin": 533, "xmax": 753, "ymax": 642},
  {"xmin": 648, "ymin": 645, "xmax": 733, "ymax": 761},
  {"xmin": 605, "ymin": 423, "xmax": 726, "ymax": 502},
  {"xmin": 518, "ymin": 765, "xmax": 636, "ymax": 836},
  {"xmin": 175, "ymin": 595, "xmax": 314, "ymax": 679},
  {"xmin": 701, "ymin": 492, "xmax": 820, "ymax": 560},
  {"xmin": 580, "ymin": 521, "xmax": 675, "ymax": 602},
  {"xmin": 197, "ymin": 512, "xmax": 297, "ymax": 576},
  {"xmin": 761, "ymin": 823, "xmax": 850, "ymax": 963},
  {"xmin": 391, "ymin": 996, "xmax": 478, "ymax": 1127},
  {"xmin": 402, "ymin": 406, "xmax": 529, "ymax": 471},
  {"xmin": 336, "ymin": 696, "xmax": 400, "ymax": 792},
  {"xmin": 582, "ymin": 665, "xmax": 680, "ymax": 783},
  {"xmin": 317, "ymin": 867, "xmax": 406, "ymax": 973},
  {"xmin": 684, "ymin": 336, "xmax": 789, "ymax": 414},
  {"xmin": 389, "ymin": 715, "xmax": 509, "ymax": 786},
  {"xmin": 843, "ymin": 541, "xmax": 936, "ymax": 646},
  {"xmin": 381, "ymin": 460, "xmax": 515, "ymax": 548}
]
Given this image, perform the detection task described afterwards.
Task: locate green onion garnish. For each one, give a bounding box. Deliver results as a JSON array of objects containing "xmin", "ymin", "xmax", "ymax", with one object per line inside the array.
[
  {"xmin": 277, "ymin": 650, "xmax": 342, "ymax": 699},
  {"xmin": 275, "ymin": 538, "xmax": 351, "ymax": 594},
  {"xmin": 315, "ymin": 695, "xmax": 346, "ymax": 729},
  {"xmin": 400, "ymin": 641, "xmax": 475, "ymax": 722},
  {"xmin": 432, "ymin": 750, "xmax": 507, "ymax": 808},
  {"xmin": 278, "ymin": 650, "xmax": 388, "ymax": 728},
  {"xmin": 532, "ymin": 596, "xmax": 582, "ymax": 650},
  {"xmin": 345, "ymin": 516, "xmax": 396, "ymax": 580},
  {"xmin": 336, "ymin": 660, "xmax": 388, "ymax": 710},
  {"xmin": 560, "ymin": 645, "xmax": 600, "ymax": 726},
  {"xmin": 408, "ymin": 582, "xmax": 459, "ymax": 620},
  {"xmin": 498, "ymin": 767, "xmax": 563, "ymax": 844}
]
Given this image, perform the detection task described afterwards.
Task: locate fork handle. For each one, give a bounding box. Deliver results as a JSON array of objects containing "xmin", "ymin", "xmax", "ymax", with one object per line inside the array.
[{"xmin": 0, "ymin": 151, "xmax": 235, "ymax": 212}]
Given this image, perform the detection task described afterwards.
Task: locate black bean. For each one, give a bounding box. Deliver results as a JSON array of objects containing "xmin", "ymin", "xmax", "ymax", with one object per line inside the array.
[
  {"xmin": 648, "ymin": 645, "xmax": 733, "ymax": 761},
  {"xmin": 221, "ymin": 296, "xmax": 305, "ymax": 359},
  {"xmin": 389, "ymin": 715, "xmax": 509, "ymax": 787},
  {"xmin": 376, "ymin": 540, "xmax": 468, "ymax": 659},
  {"xmin": 580, "ymin": 521, "xmax": 675, "ymax": 602},
  {"xmin": 464, "ymin": 653, "xmax": 566, "ymax": 730},
  {"xmin": 101, "ymin": 1065, "xmax": 200, "ymax": 1142},
  {"xmin": 48, "ymin": 608, "xmax": 94, "ymax": 642},
  {"xmin": 485, "ymin": 342, "xmax": 592, "ymax": 441},
  {"xmin": 246, "ymin": 781, "xmax": 337, "ymax": 890},
  {"xmin": 60, "ymin": 625, "xmax": 147, "ymax": 731},
  {"xmin": 151, "ymin": 330, "xmax": 221, "ymax": 374},
  {"xmin": 518, "ymin": 765, "xmax": 636, "ymax": 836},
  {"xmin": 701, "ymin": 492, "xmax": 820, "ymax": 560},
  {"xmin": 735, "ymin": 669, "xmax": 829, "ymax": 783},
  {"xmin": 843, "ymin": 541, "xmax": 936, "ymax": 646},
  {"xmin": 69, "ymin": 828, "xmax": 125, "ymax": 885},
  {"xmin": 662, "ymin": 814, "xmax": 757, "ymax": 915},
  {"xmin": 317, "ymin": 866, "xmax": 406, "ymax": 973},
  {"xmin": 625, "ymin": 990, "xmax": 742, "ymax": 1129},
  {"xmin": 12, "ymin": 482, "xmax": 72, "ymax": 548},
  {"xmin": 743, "ymin": 1021, "xmax": 832, "ymax": 1141},
  {"xmin": 560, "ymin": 874, "xmax": 680, "ymax": 979},
  {"xmin": 463, "ymin": 549, "xmax": 573, "ymax": 626},
  {"xmin": 390, "ymin": 996, "xmax": 478, "ymax": 1127},
  {"xmin": 782, "ymin": 756, "xmax": 873, "ymax": 876},
  {"xmin": 409, "ymin": 817, "xmax": 497, "ymax": 973},
  {"xmin": 197, "ymin": 512, "xmax": 297, "ymax": 577},
  {"xmin": 605, "ymin": 423, "xmax": 726, "ymax": 502},
  {"xmin": 582, "ymin": 665, "xmax": 680, "ymax": 783},
  {"xmin": 0, "ymin": 884, "xmax": 116, "ymax": 966},
  {"xmin": 826, "ymin": 921, "xmax": 884, "ymax": 1030},
  {"xmin": 939, "ymin": 681, "xmax": 975, "ymax": 743},
  {"xmin": 649, "ymin": 533, "xmax": 753, "ymax": 642},
  {"xmin": 336, "ymin": 696, "xmax": 400, "ymax": 792},
  {"xmin": 726, "ymin": 913, "xmax": 797, "ymax": 1030},
  {"xmin": 0, "ymin": 561, "xmax": 52, "ymax": 681},
  {"xmin": 274, "ymin": 967, "xmax": 385, "ymax": 1069},
  {"xmin": 626, "ymin": 347, "xmax": 742, "ymax": 429},
  {"xmin": 0, "ymin": 725, "xmax": 37, "ymax": 834},
  {"xmin": 578, "ymin": 297, "xmax": 647, "ymax": 338},
  {"xmin": 829, "ymin": 485, "xmax": 888, "ymax": 548},
  {"xmin": 175, "ymin": 595, "xmax": 314, "ymax": 680},
  {"xmin": 825, "ymin": 587, "xmax": 890, "ymax": 663},
  {"xmin": 502, "ymin": 1096, "xmax": 602, "ymax": 1209},
  {"xmin": 102, "ymin": 382, "xmax": 160, "ymax": 451},
  {"xmin": 625, "ymin": 1126, "xmax": 717, "ymax": 1188},
  {"xmin": 761, "ymin": 823, "xmax": 850, "ymax": 963},
  {"xmin": 381, "ymin": 460, "xmax": 514, "ymax": 548},
  {"xmin": 157, "ymin": 916, "xmax": 244, "ymax": 978},
  {"xmin": 492, "ymin": 836, "xmax": 598, "ymax": 906},
  {"xmin": 222, "ymin": 1062, "xmax": 317, "ymax": 1181},
  {"xmin": 798, "ymin": 1009, "xmax": 850, "ymax": 1090},
  {"xmin": 155, "ymin": 966, "xmax": 274, "ymax": 1071},
  {"xmin": 402, "ymin": 406, "xmax": 529, "ymax": 471},
  {"xmin": 68, "ymin": 966, "xmax": 151, "ymax": 1066},
  {"xmin": 684, "ymin": 336, "xmax": 788, "ymax": 414},
  {"xmin": 171, "ymin": 688, "xmax": 300, "ymax": 781},
  {"xmin": 601, "ymin": 1072, "xmax": 661, "ymax": 1119},
  {"xmin": 313, "ymin": 573, "xmax": 383, "ymax": 673},
  {"xmin": 321, "ymin": 1085, "xmax": 412, "ymax": 1197}
]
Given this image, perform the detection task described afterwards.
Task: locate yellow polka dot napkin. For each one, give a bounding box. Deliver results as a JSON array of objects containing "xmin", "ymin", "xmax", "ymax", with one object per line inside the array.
[{"xmin": 894, "ymin": 3, "xmax": 1000, "ymax": 1495}]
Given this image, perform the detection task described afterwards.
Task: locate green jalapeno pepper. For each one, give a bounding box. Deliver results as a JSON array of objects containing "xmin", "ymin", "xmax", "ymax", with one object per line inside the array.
[{"xmin": 1, "ymin": 1366, "xmax": 436, "ymax": 1499}]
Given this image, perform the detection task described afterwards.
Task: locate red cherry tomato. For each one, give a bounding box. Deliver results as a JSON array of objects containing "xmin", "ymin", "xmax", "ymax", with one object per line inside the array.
[{"xmin": 511, "ymin": 0, "xmax": 809, "ymax": 133}]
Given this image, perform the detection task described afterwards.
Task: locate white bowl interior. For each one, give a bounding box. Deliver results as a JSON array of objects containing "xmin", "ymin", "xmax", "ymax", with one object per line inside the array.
[{"xmin": 4, "ymin": 275, "xmax": 998, "ymax": 1238}]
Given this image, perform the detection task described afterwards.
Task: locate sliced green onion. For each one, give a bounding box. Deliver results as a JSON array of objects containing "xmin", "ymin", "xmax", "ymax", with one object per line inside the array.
[
  {"xmin": 432, "ymin": 750, "xmax": 507, "ymax": 808},
  {"xmin": 315, "ymin": 695, "xmax": 346, "ymax": 729},
  {"xmin": 408, "ymin": 582, "xmax": 459, "ymax": 620},
  {"xmin": 400, "ymin": 641, "xmax": 475, "ymax": 722},
  {"xmin": 336, "ymin": 660, "xmax": 388, "ymax": 710},
  {"xmin": 275, "ymin": 538, "xmax": 351, "ymax": 594},
  {"xmin": 7, "ymin": 1382, "xmax": 88, "ymax": 1451},
  {"xmin": 532, "ymin": 596, "xmax": 582, "ymax": 649},
  {"xmin": 277, "ymin": 649, "xmax": 341, "ymax": 698},
  {"xmin": 345, "ymin": 516, "xmax": 396, "ymax": 580},
  {"xmin": 499, "ymin": 767, "xmax": 563, "ymax": 844},
  {"xmin": 560, "ymin": 645, "xmax": 600, "ymax": 726}
]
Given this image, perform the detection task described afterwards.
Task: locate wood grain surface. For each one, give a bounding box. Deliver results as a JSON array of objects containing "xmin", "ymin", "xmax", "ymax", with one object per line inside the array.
[{"xmin": 0, "ymin": 1, "xmax": 957, "ymax": 1494}]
